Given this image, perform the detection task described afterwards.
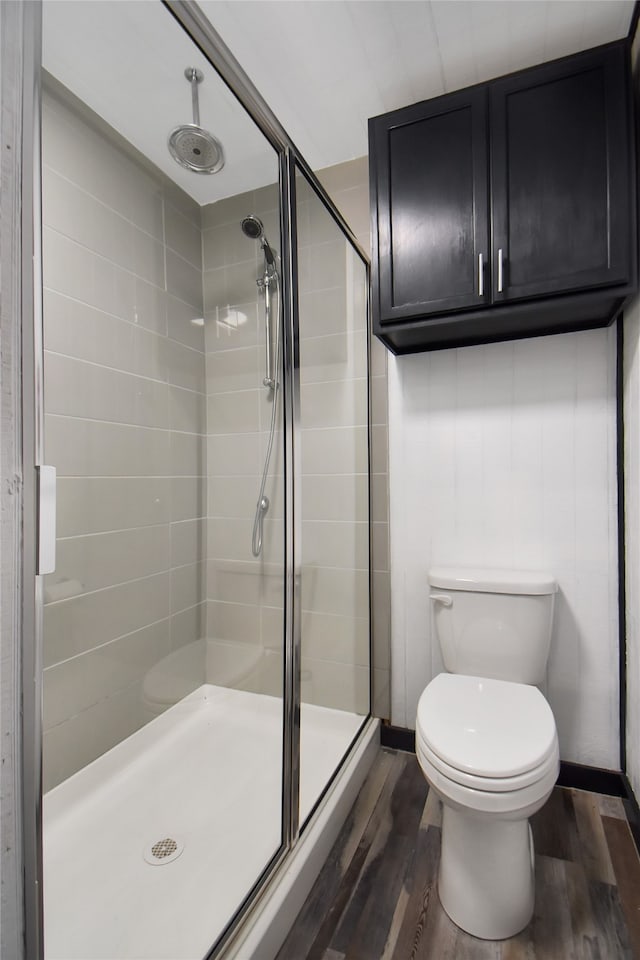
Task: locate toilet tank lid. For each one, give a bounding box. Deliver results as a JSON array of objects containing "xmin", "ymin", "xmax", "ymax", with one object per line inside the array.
[{"xmin": 428, "ymin": 568, "xmax": 557, "ymax": 595}]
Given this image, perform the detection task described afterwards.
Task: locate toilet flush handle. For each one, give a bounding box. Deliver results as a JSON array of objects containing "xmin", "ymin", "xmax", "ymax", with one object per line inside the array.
[{"xmin": 429, "ymin": 593, "xmax": 453, "ymax": 607}]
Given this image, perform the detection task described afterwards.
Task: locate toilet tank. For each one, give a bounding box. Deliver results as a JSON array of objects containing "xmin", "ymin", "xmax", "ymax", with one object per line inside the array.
[{"xmin": 428, "ymin": 568, "xmax": 557, "ymax": 685}]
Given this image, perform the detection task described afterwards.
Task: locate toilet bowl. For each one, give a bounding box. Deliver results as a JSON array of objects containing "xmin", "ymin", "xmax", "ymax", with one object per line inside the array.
[
  {"xmin": 417, "ymin": 568, "xmax": 559, "ymax": 940},
  {"xmin": 417, "ymin": 673, "xmax": 559, "ymax": 939}
]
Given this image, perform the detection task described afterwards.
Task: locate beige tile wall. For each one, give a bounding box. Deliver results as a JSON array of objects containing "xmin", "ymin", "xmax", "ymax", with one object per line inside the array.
[
  {"xmin": 202, "ymin": 161, "xmax": 390, "ymax": 720},
  {"xmin": 202, "ymin": 182, "xmax": 286, "ymax": 695},
  {"xmin": 296, "ymin": 170, "xmax": 370, "ymax": 715},
  {"xmin": 42, "ymin": 85, "xmax": 207, "ymax": 790},
  {"xmin": 316, "ymin": 159, "xmax": 390, "ymax": 720}
]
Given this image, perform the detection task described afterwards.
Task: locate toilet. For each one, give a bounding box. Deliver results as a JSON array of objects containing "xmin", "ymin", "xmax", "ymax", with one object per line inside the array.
[{"xmin": 416, "ymin": 567, "xmax": 560, "ymax": 941}]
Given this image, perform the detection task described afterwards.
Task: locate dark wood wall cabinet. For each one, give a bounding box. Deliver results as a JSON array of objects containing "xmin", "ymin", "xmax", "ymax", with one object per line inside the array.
[{"xmin": 368, "ymin": 40, "xmax": 637, "ymax": 354}]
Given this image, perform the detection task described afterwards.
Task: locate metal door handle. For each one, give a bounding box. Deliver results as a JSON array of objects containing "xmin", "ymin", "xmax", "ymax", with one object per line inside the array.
[
  {"xmin": 478, "ymin": 253, "xmax": 484, "ymax": 297},
  {"xmin": 37, "ymin": 465, "xmax": 56, "ymax": 575},
  {"xmin": 497, "ymin": 248, "xmax": 504, "ymax": 293}
]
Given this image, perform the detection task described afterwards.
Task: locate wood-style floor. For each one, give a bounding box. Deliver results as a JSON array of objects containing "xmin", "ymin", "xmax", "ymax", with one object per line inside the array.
[{"xmin": 277, "ymin": 748, "xmax": 640, "ymax": 960}]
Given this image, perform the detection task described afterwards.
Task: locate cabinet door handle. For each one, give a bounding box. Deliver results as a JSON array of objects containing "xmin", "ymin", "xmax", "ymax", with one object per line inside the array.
[
  {"xmin": 497, "ymin": 248, "xmax": 504, "ymax": 293},
  {"xmin": 478, "ymin": 253, "xmax": 484, "ymax": 297}
]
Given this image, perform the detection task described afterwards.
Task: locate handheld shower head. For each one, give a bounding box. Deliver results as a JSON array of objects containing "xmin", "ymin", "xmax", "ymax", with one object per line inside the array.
[
  {"xmin": 241, "ymin": 215, "xmax": 264, "ymax": 240},
  {"xmin": 241, "ymin": 215, "xmax": 276, "ymax": 267}
]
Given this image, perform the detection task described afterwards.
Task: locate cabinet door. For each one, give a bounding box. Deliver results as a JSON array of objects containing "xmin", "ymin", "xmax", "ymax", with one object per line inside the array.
[
  {"xmin": 370, "ymin": 87, "xmax": 489, "ymax": 323},
  {"xmin": 490, "ymin": 44, "xmax": 632, "ymax": 303}
]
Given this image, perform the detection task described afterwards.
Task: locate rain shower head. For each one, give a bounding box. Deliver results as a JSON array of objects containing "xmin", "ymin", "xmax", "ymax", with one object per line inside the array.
[
  {"xmin": 241, "ymin": 215, "xmax": 276, "ymax": 267},
  {"xmin": 169, "ymin": 125, "xmax": 223, "ymax": 175},
  {"xmin": 168, "ymin": 67, "xmax": 224, "ymax": 175}
]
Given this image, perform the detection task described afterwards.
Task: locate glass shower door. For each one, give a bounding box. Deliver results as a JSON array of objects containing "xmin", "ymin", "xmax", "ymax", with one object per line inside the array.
[
  {"xmin": 295, "ymin": 166, "xmax": 371, "ymax": 827},
  {"xmin": 40, "ymin": 2, "xmax": 286, "ymax": 957}
]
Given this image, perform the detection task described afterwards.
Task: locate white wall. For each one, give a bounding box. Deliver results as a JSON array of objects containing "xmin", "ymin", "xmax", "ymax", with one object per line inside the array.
[
  {"xmin": 622, "ymin": 24, "xmax": 640, "ymax": 809},
  {"xmin": 389, "ymin": 327, "xmax": 620, "ymax": 768},
  {"xmin": 623, "ymin": 306, "xmax": 640, "ymax": 797}
]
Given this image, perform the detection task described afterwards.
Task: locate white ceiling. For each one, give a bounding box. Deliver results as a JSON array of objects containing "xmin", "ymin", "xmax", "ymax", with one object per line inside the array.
[
  {"xmin": 42, "ymin": 0, "xmax": 280, "ymax": 206},
  {"xmin": 42, "ymin": 0, "xmax": 634, "ymax": 207},
  {"xmin": 201, "ymin": 0, "xmax": 634, "ymax": 169}
]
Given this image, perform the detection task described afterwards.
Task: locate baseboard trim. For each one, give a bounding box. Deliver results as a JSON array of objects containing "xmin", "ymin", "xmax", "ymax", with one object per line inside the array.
[
  {"xmin": 556, "ymin": 760, "xmax": 626, "ymax": 797},
  {"xmin": 380, "ymin": 724, "xmax": 415, "ymax": 753},
  {"xmin": 622, "ymin": 774, "xmax": 640, "ymax": 853}
]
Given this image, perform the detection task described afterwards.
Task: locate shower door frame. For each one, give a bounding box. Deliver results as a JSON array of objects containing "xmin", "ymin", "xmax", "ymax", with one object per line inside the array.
[
  {"xmin": 12, "ymin": 1, "xmax": 373, "ymax": 957},
  {"xmin": 3, "ymin": 1, "xmax": 45, "ymax": 957}
]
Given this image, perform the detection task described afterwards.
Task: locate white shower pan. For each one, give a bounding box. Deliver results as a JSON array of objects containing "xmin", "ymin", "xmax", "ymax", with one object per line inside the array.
[{"xmin": 43, "ymin": 685, "xmax": 365, "ymax": 960}]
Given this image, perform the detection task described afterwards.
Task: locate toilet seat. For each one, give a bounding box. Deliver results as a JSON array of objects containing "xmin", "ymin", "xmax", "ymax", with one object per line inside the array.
[
  {"xmin": 417, "ymin": 739, "xmax": 559, "ymax": 816},
  {"xmin": 416, "ymin": 673, "xmax": 557, "ymax": 779},
  {"xmin": 416, "ymin": 672, "xmax": 559, "ymax": 811},
  {"xmin": 416, "ymin": 673, "xmax": 560, "ymax": 814},
  {"xmin": 416, "ymin": 726, "xmax": 559, "ymax": 793}
]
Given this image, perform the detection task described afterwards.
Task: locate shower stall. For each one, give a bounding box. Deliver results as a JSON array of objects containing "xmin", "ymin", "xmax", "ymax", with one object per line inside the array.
[{"xmin": 8, "ymin": 2, "xmax": 376, "ymax": 958}]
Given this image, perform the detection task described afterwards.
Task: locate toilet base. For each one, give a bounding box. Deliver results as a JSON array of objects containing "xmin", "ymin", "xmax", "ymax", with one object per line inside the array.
[{"xmin": 438, "ymin": 804, "xmax": 535, "ymax": 940}]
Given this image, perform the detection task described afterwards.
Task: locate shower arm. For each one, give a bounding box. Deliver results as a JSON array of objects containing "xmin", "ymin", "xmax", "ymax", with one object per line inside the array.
[{"xmin": 186, "ymin": 67, "xmax": 203, "ymax": 126}]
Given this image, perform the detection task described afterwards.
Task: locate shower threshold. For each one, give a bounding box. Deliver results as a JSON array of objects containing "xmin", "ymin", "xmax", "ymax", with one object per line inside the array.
[{"xmin": 43, "ymin": 684, "xmax": 364, "ymax": 960}]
